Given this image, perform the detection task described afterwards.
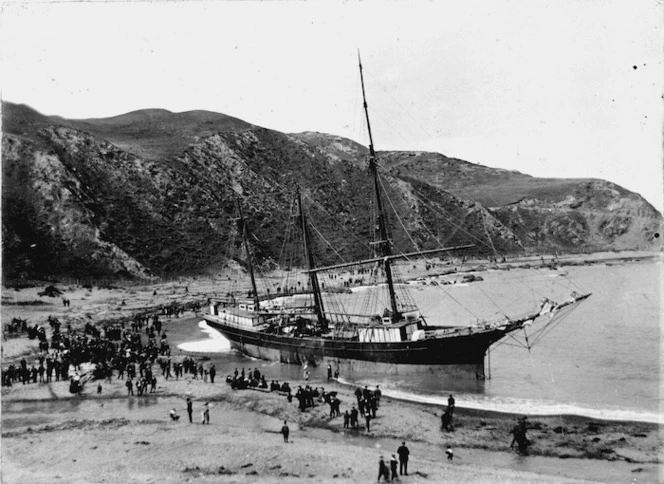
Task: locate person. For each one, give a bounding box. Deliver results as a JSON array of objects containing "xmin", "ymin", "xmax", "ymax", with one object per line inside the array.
[
  {"xmin": 365, "ymin": 413, "xmax": 372, "ymax": 432},
  {"xmin": 170, "ymin": 408, "xmax": 180, "ymax": 421},
  {"xmin": 390, "ymin": 454, "xmax": 399, "ymax": 481},
  {"xmin": 446, "ymin": 445, "xmax": 453, "ymax": 461},
  {"xmin": 97, "ymin": 383, "xmax": 102, "ymax": 394},
  {"xmin": 202, "ymin": 402, "xmax": 210, "ymax": 424},
  {"xmin": 441, "ymin": 407, "xmax": 453, "ymax": 431},
  {"xmin": 186, "ymin": 397, "xmax": 193, "ymax": 423},
  {"xmin": 350, "ymin": 405, "xmax": 358, "ymax": 429},
  {"xmin": 447, "ymin": 394, "xmax": 455, "ymax": 415},
  {"xmin": 281, "ymin": 420, "xmax": 290, "ymax": 443},
  {"xmin": 397, "ymin": 442, "xmax": 409, "ymax": 476},
  {"xmin": 327, "ymin": 364, "xmax": 332, "ymax": 380},
  {"xmin": 126, "ymin": 379, "xmax": 133, "ymax": 396},
  {"xmin": 377, "ymin": 455, "xmax": 390, "ymax": 482},
  {"xmin": 510, "ymin": 417, "xmax": 530, "ymax": 454}
]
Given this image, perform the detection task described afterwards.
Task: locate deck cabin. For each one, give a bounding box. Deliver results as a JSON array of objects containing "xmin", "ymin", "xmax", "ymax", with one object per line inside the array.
[
  {"xmin": 358, "ymin": 320, "xmax": 424, "ymax": 343},
  {"xmin": 209, "ymin": 298, "xmax": 263, "ymax": 328}
]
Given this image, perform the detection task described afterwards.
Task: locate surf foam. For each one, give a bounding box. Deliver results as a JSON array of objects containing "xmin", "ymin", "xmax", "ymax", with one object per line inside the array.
[{"xmin": 176, "ymin": 321, "xmax": 232, "ymax": 353}]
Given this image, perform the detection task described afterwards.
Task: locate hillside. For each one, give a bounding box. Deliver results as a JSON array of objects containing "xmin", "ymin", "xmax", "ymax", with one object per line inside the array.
[
  {"xmin": 294, "ymin": 135, "xmax": 661, "ymax": 253},
  {"xmin": 376, "ymin": 150, "xmax": 661, "ymax": 252},
  {"xmin": 2, "ymin": 102, "xmax": 661, "ymax": 281}
]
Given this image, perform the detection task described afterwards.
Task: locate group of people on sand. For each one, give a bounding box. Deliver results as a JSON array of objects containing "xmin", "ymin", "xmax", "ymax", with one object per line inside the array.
[
  {"xmin": 0, "ymin": 303, "xmax": 214, "ymax": 395},
  {"xmin": 170, "ymin": 397, "xmax": 212, "ymax": 424},
  {"xmin": 223, "ymin": 364, "xmax": 390, "ymax": 435},
  {"xmin": 226, "ymin": 367, "xmax": 278, "ymax": 390},
  {"xmin": 377, "ymin": 441, "xmax": 413, "ymax": 482}
]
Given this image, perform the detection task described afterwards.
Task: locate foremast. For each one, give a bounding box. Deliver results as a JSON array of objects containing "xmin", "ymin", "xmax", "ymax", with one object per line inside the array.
[
  {"xmin": 297, "ymin": 188, "xmax": 328, "ymax": 332},
  {"xmin": 237, "ymin": 200, "xmax": 260, "ymax": 310},
  {"xmin": 359, "ymin": 52, "xmax": 400, "ymax": 323}
]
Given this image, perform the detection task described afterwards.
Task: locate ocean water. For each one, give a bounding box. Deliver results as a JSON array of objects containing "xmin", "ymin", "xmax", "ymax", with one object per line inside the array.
[{"xmin": 176, "ymin": 259, "xmax": 663, "ymax": 423}]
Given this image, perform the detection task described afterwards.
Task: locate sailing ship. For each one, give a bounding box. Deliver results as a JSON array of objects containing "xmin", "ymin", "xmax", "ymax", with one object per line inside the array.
[{"xmin": 203, "ymin": 57, "xmax": 591, "ymax": 378}]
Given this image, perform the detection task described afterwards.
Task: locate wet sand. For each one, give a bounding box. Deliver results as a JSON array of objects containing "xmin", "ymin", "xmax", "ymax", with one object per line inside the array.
[
  {"xmin": 2, "ymin": 252, "xmax": 663, "ymax": 483},
  {"xmin": 2, "ymin": 361, "xmax": 662, "ymax": 483}
]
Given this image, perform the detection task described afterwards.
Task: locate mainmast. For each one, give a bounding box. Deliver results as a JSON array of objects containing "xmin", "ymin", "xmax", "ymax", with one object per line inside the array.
[
  {"xmin": 297, "ymin": 188, "xmax": 327, "ymax": 331},
  {"xmin": 358, "ymin": 52, "xmax": 400, "ymax": 324},
  {"xmin": 237, "ymin": 201, "xmax": 260, "ymax": 310}
]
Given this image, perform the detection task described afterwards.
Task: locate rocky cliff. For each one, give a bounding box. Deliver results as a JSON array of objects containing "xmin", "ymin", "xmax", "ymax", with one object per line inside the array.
[{"xmin": 2, "ymin": 102, "xmax": 660, "ymax": 281}]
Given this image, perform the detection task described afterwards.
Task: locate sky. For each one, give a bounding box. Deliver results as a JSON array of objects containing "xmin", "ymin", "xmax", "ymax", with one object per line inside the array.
[{"xmin": 1, "ymin": 0, "xmax": 662, "ymax": 211}]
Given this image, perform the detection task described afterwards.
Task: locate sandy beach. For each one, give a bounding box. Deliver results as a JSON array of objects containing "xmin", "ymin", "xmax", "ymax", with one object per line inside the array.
[{"xmin": 2, "ymin": 252, "xmax": 662, "ymax": 483}]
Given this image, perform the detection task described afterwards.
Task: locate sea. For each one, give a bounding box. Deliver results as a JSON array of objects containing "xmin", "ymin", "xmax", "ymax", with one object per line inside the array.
[{"xmin": 174, "ymin": 258, "xmax": 663, "ymax": 424}]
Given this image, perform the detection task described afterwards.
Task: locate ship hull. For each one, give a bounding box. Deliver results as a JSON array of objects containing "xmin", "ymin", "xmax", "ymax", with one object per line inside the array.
[{"xmin": 204, "ymin": 316, "xmax": 506, "ymax": 379}]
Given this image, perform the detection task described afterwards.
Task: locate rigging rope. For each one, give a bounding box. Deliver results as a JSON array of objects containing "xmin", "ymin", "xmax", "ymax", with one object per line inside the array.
[
  {"xmin": 303, "ymin": 193, "xmax": 373, "ymax": 255},
  {"xmin": 308, "ymin": 218, "xmax": 347, "ymax": 264},
  {"xmin": 378, "ymin": 175, "xmax": 422, "ymax": 253},
  {"xmin": 375, "ymin": 164, "xmax": 498, "ymax": 253}
]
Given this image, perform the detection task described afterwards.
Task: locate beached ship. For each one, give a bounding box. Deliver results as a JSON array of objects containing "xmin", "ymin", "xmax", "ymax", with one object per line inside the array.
[{"xmin": 203, "ymin": 58, "xmax": 591, "ymax": 378}]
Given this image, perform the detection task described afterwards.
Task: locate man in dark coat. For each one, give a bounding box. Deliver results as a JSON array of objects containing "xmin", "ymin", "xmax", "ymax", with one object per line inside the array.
[
  {"xmin": 186, "ymin": 397, "xmax": 193, "ymax": 423},
  {"xmin": 281, "ymin": 420, "xmax": 290, "ymax": 443},
  {"xmin": 397, "ymin": 442, "xmax": 409, "ymax": 476},
  {"xmin": 377, "ymin": 456, "xmax": 390, "ymax": 482},
  {"xmin": 447, "ymin": 394, "xmax": 455, "ymax": 415}
]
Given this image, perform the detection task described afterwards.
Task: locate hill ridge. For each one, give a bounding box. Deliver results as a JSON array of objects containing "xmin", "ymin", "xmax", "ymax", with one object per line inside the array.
[{"xmin": 2, "ymin": 101, "xmax": 661, "ymax": 281}]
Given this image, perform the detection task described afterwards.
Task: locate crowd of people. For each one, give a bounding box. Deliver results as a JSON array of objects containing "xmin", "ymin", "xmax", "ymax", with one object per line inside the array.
[
  {"xmin": 1, "ymin": 304, "xmax": 204, "ymax": 393},
  {"xmin": 4, "ymin": 300, "xmax": 534, "ymax": 480}
]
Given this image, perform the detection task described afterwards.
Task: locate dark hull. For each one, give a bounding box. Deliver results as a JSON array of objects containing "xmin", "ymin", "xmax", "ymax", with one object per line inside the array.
[{"xmin": 203, "ymin": 316, "xmax": 508, "ymax": 378}]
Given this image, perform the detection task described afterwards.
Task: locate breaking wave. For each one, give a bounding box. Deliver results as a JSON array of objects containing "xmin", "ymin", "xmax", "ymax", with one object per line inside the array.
[
  {"xmin": 379, "ymin": 387, "xmax": 663, "ymax": 424},
  {"xmin": 177, "ymin": 321, "xmax": 231, "ymax": 353}
]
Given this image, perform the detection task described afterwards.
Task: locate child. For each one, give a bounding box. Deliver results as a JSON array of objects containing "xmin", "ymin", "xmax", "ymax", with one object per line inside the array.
[
  {"xmin": 446, "ymin": 445, "xmax": 453, "ymax": 461},
  {"xmin": 201, "ymin": 402, "xmax": 210, "ymax": 424}
]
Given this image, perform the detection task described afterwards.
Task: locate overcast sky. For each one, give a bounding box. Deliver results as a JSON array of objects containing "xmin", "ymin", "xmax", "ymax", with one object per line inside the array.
[{"xmin": 2, "ymin": 0, "xmax": 662, "ymax": 211}]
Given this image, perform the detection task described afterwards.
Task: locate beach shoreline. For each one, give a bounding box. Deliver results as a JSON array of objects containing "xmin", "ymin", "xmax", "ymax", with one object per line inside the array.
[
  {"xmin": 2, "ymin": 358, "xmax": 662, "ymax": 483},
  {"xmin": 2, "ymin": 250, "xmax": 662, "ymax": 483}
]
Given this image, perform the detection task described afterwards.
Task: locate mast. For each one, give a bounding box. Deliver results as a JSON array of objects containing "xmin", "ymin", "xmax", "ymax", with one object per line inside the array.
[
  {"xmin": 358, "ymin": 52, "xmax": 400, "ymax": 324},
  {"xmin": 297, "ymin": 188, "xmax": 327, "ymax": 331},
  {"xmin": 237, "ymin": 200, "xmax": 260, "ymax": 310}
]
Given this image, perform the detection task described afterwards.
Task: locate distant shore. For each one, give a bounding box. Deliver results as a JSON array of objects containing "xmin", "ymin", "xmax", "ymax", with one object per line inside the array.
[{"xmin": 2, "ymin": 250, "xmax": 662, "ymax": 483}]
